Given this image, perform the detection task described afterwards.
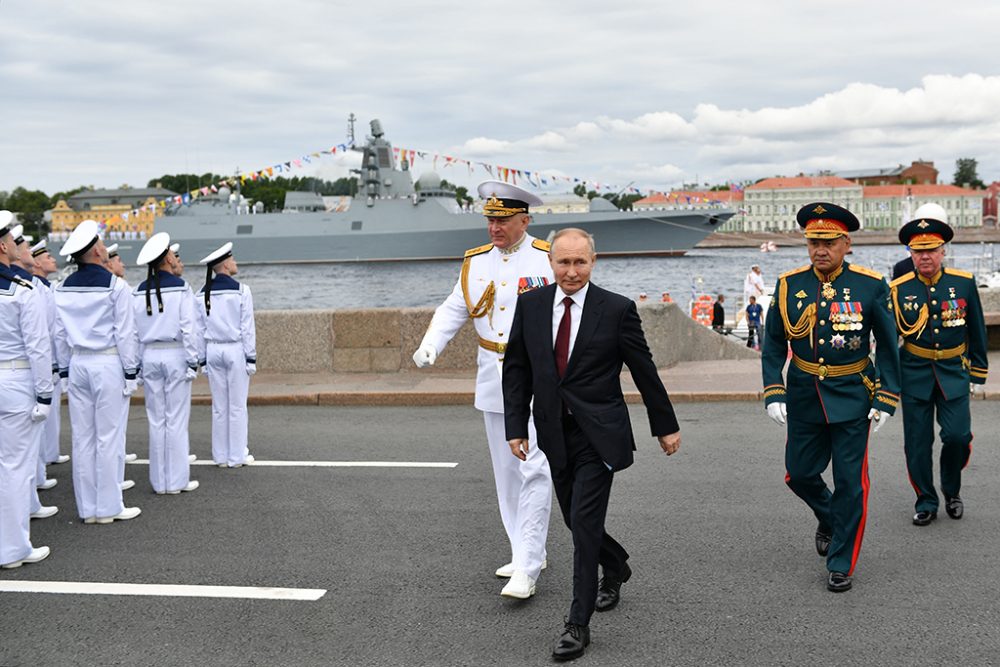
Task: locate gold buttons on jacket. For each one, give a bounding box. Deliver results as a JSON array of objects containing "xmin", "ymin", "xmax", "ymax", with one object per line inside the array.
[
  {"xmin": 821, "ymin": 301, "xmax": 827, "ymax": 307},
  {"xmin": 932, "ymin": 300, "xmax": 938, "ymax": 305},
  {"xmin": 501, "ymin": 281, "xmax": 507, "ymax": 286},
  {"xmin": 819, "ymin": 339, "xmax": 825, "ymax": 345},
  {"xmin": 500, "ymin": 306, "xmax": 506, "ymax": 311},
  {"xmin": 818, "ymin": 358, "xmax": 825, "ymax": 364},
  {"xmin": 934, "ymin": 328, "xmax": 940, "ymax": 334},
  {"xmin": 819, "ymin": 320, "xmax": 826, "ymax": 326}
]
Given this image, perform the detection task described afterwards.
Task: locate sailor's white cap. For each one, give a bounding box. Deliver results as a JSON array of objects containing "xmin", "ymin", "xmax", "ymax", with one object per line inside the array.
[
  {"xmin": 137, "ymin": 233, "xmax": 171, "ymax": 267},
  {"xmin": 0, "ymin": 210, "xmax": 14, "ymax": 237},
  {"xmin": 170, "ymin": 242, "xmax": 180, "ymax": 255},
  {"xmin": 30, "ymin": 239, "xmax": 48, "ymax": 257},
  {"xmin": 106, "ymin": 243, "xmax": 120, "ymax": 258},
  {"xmin": 477, "ymin": 180, "xmax": 544, "ymax": 217},
  {"xmin": 22, "ymin": 234, "xmax": 33, "ymax": 244},
  {"xmin": 200, "ymin": 241, "xmax": 233, "ymax": 266},
  {"xmin": 9, "ymin": 224, "xmax": 24, "ymax": 243},
  {"xmin": 59, "ymin": 219, "xmax": 101, "ymax": 257}
]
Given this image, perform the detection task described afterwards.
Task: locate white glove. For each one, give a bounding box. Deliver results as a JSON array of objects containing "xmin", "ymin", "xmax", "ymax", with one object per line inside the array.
[
  {"xmin": 123, "ymin": 378, "xmax": 139, "ymax": 396},
  {"xmin": 867, "ymin": 408, "xmax": 891, "ymax": 433},
  {"xmin": 971, "ymin": 383, "xmax": 983, "ymax": 397},
  {"xmin": 30, "ymin": 402, "xmax": 51, "ymax": 423},
  {"xmin": 766, "ymin": 402, "xmax": 787, "ymax": 426},
  {"xmin": 246, "ymin": 362, "xmax": 257, "ymax": 376},
  {"xmin": 60, "ymin": 377, "xmax": 69, "ymax": 393},
  {"xmin": 185, "ymin": 367, "xmax": 198, "ymax": 382},
  {"xmin": 412, "ymin": 343, "xmax": 437, "ymax": 368},
  {"xmin": 136, "ymin": 375, "xmax": 144, "ymax": 388},
  {"xmin": 201, "ymin": 364, "xmax": 210, "ymax": 376}
]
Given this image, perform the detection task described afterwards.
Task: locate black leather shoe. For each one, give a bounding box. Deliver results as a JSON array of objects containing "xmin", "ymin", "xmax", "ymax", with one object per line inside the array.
[
  {"xmin": 552, "ymin": 620, "xmax": 590, "ymax": 661},
  {"xmin": 827, "ymin": 571, "xmax": 852, "ymax": 593},
  {"xmin": 595, "ymin": 562, "xmax": 632, "ymax": 612},
  {"xmin": 815, "ymin": 524, "xmax": 832, "ymax": 557},
  {"xmin": 945, "ymin": 496, "xmax": 964, "ymax": 520},
  {"xmin": 913, "ymin": 511, "xmax": 937, "ymax": 526}
]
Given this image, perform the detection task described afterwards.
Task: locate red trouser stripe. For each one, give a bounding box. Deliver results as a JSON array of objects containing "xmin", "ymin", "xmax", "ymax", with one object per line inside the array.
[{"xmin": 848, "ymin": 425, "xmax": 872, "ymax": 576}]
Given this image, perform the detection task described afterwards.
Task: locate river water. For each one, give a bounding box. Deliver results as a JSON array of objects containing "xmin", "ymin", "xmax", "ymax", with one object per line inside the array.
[{"xmin": 121, "ymin": 244, "xmax": 935, "ymax": 311}]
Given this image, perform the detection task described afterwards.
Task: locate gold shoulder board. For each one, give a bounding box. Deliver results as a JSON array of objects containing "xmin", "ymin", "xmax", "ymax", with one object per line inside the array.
[
  {"xmin": 944, "ymin": 267, "xmax": 974, "ymax": 279},
  {"xmin": 779, "ymin": 264, "xmax": 811, "ymax": 279},
  {"xmin": 889, "ymin": 271, "xmax": 916, "ymax": 288},
  {"xmin": 849, "ymin": 264, "xmax": 884, "ymax": 280},
  {"xmin": 531, "ymin": 239, "xmax": 551, "ymax": 252},
  {"xmin": 464, "ymin": 243, "xmax": 493, "ymax": 258}
]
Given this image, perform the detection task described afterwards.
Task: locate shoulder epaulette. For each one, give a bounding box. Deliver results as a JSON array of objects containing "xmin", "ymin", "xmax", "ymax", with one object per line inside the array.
[
  {"xmin": 944, "ymin": 267, "xmax": 974, "ymax": 279},
  {"xmin": 531, "ymin": 239, "xmax": 551, "ymax": 252},
  {"xmin": 779, "ymin": 265, "xmax": 811, "ymax": 279},
  {"xmin": 849, "ymin": 264, "xmax": 883, "ymax": 280},
  {"xmin": 890, "ymin": 271, "xmax": 916, "ymax": 288},
  {"xmin": 464, "ymin": 243, "xmax": 493, "ymax": 258}
]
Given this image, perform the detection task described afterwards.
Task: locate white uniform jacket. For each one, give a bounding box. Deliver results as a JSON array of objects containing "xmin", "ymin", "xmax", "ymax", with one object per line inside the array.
[
  {"xmin": 132, "ymin": 273, "xmax": 201, "ymax": 368},
  {"xmin": 0, "ymin": 268, "xmax": 54, "ymax": 403},
  {"xmin": 422, "ymin": 234, "xmax": 554, "ymax": 413},
  {"xmin": 195, "ymin": 275, "xmax": 256, "ymax": 364}
]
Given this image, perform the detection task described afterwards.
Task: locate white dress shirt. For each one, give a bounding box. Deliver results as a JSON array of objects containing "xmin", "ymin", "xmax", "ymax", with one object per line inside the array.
[{"xmin": 551, "ymin": 282, "xmax": 589, "ymax": 361}]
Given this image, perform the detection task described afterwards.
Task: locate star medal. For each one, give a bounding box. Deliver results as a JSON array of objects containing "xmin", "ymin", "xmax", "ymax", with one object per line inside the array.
[
  {"xmin": 821, "ymin": 282, "xmax": 836, "ymax": 300},
  {"xmin": 949, "ymin": 287, "xmax": 957, "ymax": 299},
  {"xmin": 847, "ymin": 335, "xmax": 862, "ymax": 351},
  {"xmin": 831, "ymin": 334, "xmax": 846, "ymax": 349}
]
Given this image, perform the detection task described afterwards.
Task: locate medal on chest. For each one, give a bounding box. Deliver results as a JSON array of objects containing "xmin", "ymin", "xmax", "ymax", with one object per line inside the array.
[
  {"xmin": 830, "ymin": 301, "xmax": 863, "ymax": 331},
  {"xmin": 821, "ymin": 282, "xmax": 836, "ymax": 300},
  {"xmin": 941, "ymin": 298, "xmax": 967, "ymax": 327}
]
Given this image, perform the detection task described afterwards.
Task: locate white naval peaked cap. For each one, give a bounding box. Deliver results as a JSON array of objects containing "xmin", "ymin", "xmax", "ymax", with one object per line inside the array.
[
  {"xmin": 106, "ymin": 243, "xmax": 120, "ymax": 257},
  {"xmin": 170, "ymin": 242, "xmax": 180, "ymax": 255},
  {"xmin": 0, "ymin": 210, "xmax": 13, "ymax": 236},
  {"xmin": 59, "ymin": 219, "xmax": 101, "ymax": 257},
  {"xmin": 137, "ymin": 232, "xmax": 171, "ymax": 266},
  {"xmin": 30, "ymin": 239, "xmax": 48, "ymax": 257},
  {"xmin": 476, "ymin": 180, "xmax": 544, "ymax": 208},
  {"xmin": 200, "ymin": 241, "xmax": 233, "ymax": 266},
  {"xmin": 910, "ymin": 202, "xmax": 948, "ymax": 226},
  {"xmin": 9, "ymin": 224, "xmax": 24, "ymax": 242},
  {"xmin": 23, "ymin": 234, "xmax": 33, "ymax": 243}
]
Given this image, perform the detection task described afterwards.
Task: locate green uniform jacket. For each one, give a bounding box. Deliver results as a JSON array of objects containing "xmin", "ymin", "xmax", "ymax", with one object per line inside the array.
[
  {"xmin": 889, "ymin": 267, "xmax": 988, "ymax": 401},
  {"xmin": 762, "ymin": 261, "xmax": 901, "ymax": 424}
]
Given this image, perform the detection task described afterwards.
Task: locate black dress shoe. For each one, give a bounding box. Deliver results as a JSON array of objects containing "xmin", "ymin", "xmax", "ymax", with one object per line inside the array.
[
  {"xmin": 827, "ymin": 571, "xmax": 852, "ymax": 593},
  {"xmin": 552, "ymin": 620, "xmax": 590, "ymax": 661},
  {"xmin": 595, "ymin": 562, "xmax": 632, "ymax": 612},
  {"xmin": 912, "ymin": 510, "xmax": 937, "ymax": 526},
  {"xmin": 815, "ymin": 524, "xmax": 832, "ymax": 557},
  {"xmin": 945, "ymin": 496, "xmax": 964, "ymax": 520}
]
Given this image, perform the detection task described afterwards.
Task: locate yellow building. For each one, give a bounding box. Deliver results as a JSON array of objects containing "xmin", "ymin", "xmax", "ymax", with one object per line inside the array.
[{"xmin": 49, "ymin": 187, "xmax": 176, "ymax": 239}]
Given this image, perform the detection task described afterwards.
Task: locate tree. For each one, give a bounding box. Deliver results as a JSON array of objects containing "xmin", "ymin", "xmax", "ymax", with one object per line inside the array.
[
  {"xmin": 50, "ymin": 186, "xmax": 88, "ymax": 206},
  {"xmin": 952, "ymin": 158, "xmax": 984, "ymax": 189},
  {"xmin": 572, "ymin": 184, "xmax": 587, "ymax": 198},
  {"xmin": 5, "ymin": 186, "xmax": 51, "ymax": 232}
]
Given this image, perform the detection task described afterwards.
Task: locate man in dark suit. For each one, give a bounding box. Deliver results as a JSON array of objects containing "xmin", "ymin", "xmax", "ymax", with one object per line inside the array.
[{"xmin": 503, "ymin": 228, "xmax": 681, "ymax": 661}]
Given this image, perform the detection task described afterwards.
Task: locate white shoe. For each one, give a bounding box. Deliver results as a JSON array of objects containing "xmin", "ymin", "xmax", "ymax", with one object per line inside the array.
[
  {"xmin": 30, "ymin": 505, "xmax": 59, "ymax": 519},
  {"xmin": 216, "ymin": 462, "xmax": 227, "ymax": 468},
  {"xmin": 1, "ymin": 546, "xmax": 50, "ymax": 569},
  {"xmin": 245, "ymin": 454, "xmax": 255, "ymax": 464},
  {"xmin": 188, "ymin": 454, "xmax": 197, "ymax": 463},
  {"xmin": 83, "ymin": 517, "xmax": 97, "ymax": 524},
  {"xmin": 496, "ymin": 559, "xmax": 548, "ymax": 578},
  {"xmin": 37, "ymin": 478, "xmax": 58, "ymax": 490},
  {"xmin": 124, "ymin": 453, "xmax": 138, "ymax": 463},
  {"xmin": 182, "ymin": 480, "xmax": 199, "ymax": 492},
  {"xmin": 51, "ymin": 454, "xmax": 70, "ymax": 464},
  {"xmin": 96, "ymin": 507, "xmax": 141, "ymax": 524},
  {"xmin": 120, "ymin": 480, "xmax": 136, "ymax": 491},
  {"xmin": 500, "ymin": 572, "xmax": 536, "ymax": 599}
]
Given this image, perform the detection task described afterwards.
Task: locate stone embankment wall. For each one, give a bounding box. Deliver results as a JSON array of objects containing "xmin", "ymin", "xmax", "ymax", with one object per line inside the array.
[{"xmin": 254, "ymin": 302, "xmax": 759, "ymax": 374}]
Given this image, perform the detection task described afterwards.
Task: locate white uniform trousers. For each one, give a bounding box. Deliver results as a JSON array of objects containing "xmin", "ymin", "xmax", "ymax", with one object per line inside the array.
[
  {"xmin": 41, "ymin": 381, "xmax": 63, "ymax": 463},
  {"xmin": 482, "ymin": 410, "xmax": 551, "ymax": 580},
  {"xmin": 27, "ymin": 418, "xmax": 43, "ymax": 514},
  {"xmin": 142, "ymin": 347, "xmax": 193, "ymax": 493},
  {"xmin": 0, "ymin": 370, "xmax": 42, "ymax": 565},
  {"xmin": 68, "ymin": 355, "xmax": 126, "ymax": 520},
  {"xmin": 206, "ymin": 342, "xmax": 250, "ymax": 467},
  {"xmin": 116, "ymin": 390, "xmax": 130, "ymax": 484}
]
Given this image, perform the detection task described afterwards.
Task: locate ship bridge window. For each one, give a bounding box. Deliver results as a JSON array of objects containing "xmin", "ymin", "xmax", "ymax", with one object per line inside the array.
[
  {"xmin": 351, "ymin": 220, "xmax": 363, "ymax": 231},
  {"xmin": 236, "ymin": 225, "xmax": 253, "ymax": 235}
]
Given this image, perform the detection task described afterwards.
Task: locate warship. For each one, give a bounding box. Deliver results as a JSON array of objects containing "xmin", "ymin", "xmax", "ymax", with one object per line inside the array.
[{"xmin": 113, "ymin": 119, "xmax": 735, "ymax": 265}]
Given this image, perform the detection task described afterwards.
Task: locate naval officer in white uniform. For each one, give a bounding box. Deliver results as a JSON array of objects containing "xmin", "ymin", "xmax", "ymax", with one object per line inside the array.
[
  {"xmin": 0, "ymin": 211, "xmax": 53, "ymax": 568},
  {"xmin": 196, "ymin": 242, "xmax": 257, "ymax": 468},
  {"xmin": 134, "ymin": 233, "xmax": 201, "ymax": 494},
  {"xmin": 31, "ymin": 239, "xmax": 71, "ymax": 470},
  {"xmin": 413, "ymin": 181, "xmax": 554, "ymax": 599},
  {"xmin": 53, "ymin": 220, "xmax": 142, "ymax": 524},
  {"xmin": 105, "ymin": 242, "xmax": 139, "ymax": 489}
]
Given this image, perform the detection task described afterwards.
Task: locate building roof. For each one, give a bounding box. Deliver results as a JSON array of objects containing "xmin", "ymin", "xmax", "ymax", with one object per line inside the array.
[
  {"xmin": 747, "ymin": 176, "xmax": 859, "ymax": 190},
  {"xmin": 635, "ymin": 189, "xmax": 743, "ymax": 205},
  {"xmin": 67, "ymin": 187, "xmax": 177, "ymax": 202},
  {"xmin": 863, "ymin": 184, "xmax": 986, "ymax": 198},
  {"xmin": 834, "ymin": 166, "xmax": 905, "ymax": 179}
]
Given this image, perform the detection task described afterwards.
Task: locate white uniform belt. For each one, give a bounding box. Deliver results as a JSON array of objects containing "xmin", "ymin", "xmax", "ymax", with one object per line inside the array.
[
  {"xmin": 0, "ymin": 358, "xmax": 31, "ymax": 370},
  {"xmin": 145, "ymin": 341, "xmax": 183, "ymax": 349},
  {"xmin": 73, "ymin": 346, "xmax": 118, "ymax": 356}
]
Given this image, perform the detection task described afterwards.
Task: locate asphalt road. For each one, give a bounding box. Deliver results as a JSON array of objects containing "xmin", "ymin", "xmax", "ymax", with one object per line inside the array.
[{"xmin": 2, "ymin": 402, "xmax": 999, "ymax": 666}]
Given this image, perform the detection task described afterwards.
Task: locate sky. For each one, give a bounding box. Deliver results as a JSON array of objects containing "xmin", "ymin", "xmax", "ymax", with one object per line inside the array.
[{"xmin": 3, "ymin": 0, "xmax": 1000, "ymax": 197}]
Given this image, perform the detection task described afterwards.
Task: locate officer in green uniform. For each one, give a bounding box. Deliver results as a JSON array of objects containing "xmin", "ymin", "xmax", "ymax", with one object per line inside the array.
[
  {"xmin": 762, "ymin": 202, "xmax": 901, "ymax": 593},
  {"xmin": 890, "ymin": 203, "xmax": 988, "ymax": 526}
]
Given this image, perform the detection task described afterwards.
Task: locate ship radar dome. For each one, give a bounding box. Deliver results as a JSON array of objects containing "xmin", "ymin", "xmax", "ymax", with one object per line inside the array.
[
  {"xmin": 417, "ymin": 172, "xmax": 443, "ymax": 190},
  {"xmin": 218, "ymin": 186, "xmax": 231, "ymax": 199}
]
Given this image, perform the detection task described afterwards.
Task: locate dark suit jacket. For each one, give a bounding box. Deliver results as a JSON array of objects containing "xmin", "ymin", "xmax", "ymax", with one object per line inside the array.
[
  {"xmin": 892, "ymin": 256, "xmax": 915, "ymax": 280},
  {"xmin": 503, "ymin": 283, "xmax": 679, "ymax": 472}
]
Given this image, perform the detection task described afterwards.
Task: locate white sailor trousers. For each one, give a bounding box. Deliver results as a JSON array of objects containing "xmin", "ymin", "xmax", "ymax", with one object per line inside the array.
[
  {"xmin": 142, "ymin": 346, "xmax": 192, "ymax": 493},
  {"xmin": 68, "ymin": 354, "xmax": 126, "ymax": 520},
  {"xmin": 41, "ymin": 380, "xmax": 62, "ymax": 464},
  {"xmin": 206, "ymin": 342, "xmax": 250, "ymax": 466},
  {"xmin": 482, "ymin": 410, "xmax": 551, "ymax": 580},
  {"xmin": 0, "ymin": 369, "xmax": 41, "ymax": 565}
]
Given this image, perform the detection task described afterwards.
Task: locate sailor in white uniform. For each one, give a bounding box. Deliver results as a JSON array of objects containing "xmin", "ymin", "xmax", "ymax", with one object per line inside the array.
[
  {"xmin": 8, "ymin": 226, "xmax": 58, "ymax": 519},
  {"xmin": 170, "ymin": 243, "xmax": 184, "ymax": 275},
  {"xmin": 53, "ymin": 220, "xmax": 141, "ymax": 524},
  {"xmin": 413, "ymin": 181, "xmax": 554, "ymax": 599},
  {"xmin": 105, "ymin": 243, "xmax": 138, "ymax": 490},
  {"xmin": 196, "ymin": 242, "xmax": 257, "ymax": 468},
  {"xmin": 133, "ymin": 234, "xmax": 200, "ymax": 494},
  {"xmin": 31, "ymin": 239, "xmax": 70, "ymax": 470},
  {"xmin": 0, "ymin": 211, "xmax": 53, "ymax": 568}
]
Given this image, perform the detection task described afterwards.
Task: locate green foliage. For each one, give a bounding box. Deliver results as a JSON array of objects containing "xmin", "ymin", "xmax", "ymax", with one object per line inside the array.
[
  {"xmin": 572, "ymin": 184, "xmax": 587, "ymax": 198},
  {"xmin": 952, "ymin": 158, "xmax": 984, "ymax": 189},
  {"xmin": 49, "ymin": 186, "xmax": 88, "ymax": 206},
  {"xmin": 4, "ymin": 187, "xmax": 50, "ymax": 231},
  {"xmin": 147, "ymin": 173, "xmax": 359, "ymax": 211},
  {"xmin": 709, "ymin": 184, "xmax": 731, "ymax": 191}
]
